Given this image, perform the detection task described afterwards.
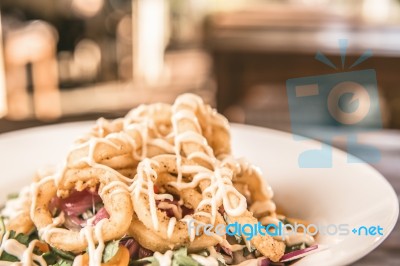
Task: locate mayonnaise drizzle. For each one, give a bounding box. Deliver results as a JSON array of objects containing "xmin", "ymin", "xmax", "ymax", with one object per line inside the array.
[
  {"xmin": 130, "ymin": 158, "xmax": 161, "ymax": 230},
  {"xmin": 0, "ymin": 231, "xmax": 46, "ymax": 266},
  {"xmin": 153, "ymin": 250, "xmax": 173, "ymax": 266},
  {"xmin": 22, "ymin": 240, "xmax": 46, "ymax": 266},
  {"xmin": 158, "ymin": 203, "xmax": 182, "ymax": 220},
  {"xmin": 72, "ymin": 255, "xmax": 84, "ymax": 266},
  {"xmin": 80, "ymin": 219, "xmax": 106, "ymax": 266},
  {"xmin": 38, "ymin": 212, "xmax": 65, "ymax": 243},
  {"xmin": 207, "ymin": 246, "xmax": 225, "ymax": 262},
  {"xmin": 167, "ymin": 217, "xmax": 176, "ymax": 239}
]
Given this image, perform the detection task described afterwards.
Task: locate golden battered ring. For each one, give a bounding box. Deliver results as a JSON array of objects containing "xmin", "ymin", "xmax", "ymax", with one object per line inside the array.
[{"xmin": 31, "ymin": 167, "xmax": 133, "ymax": 253}]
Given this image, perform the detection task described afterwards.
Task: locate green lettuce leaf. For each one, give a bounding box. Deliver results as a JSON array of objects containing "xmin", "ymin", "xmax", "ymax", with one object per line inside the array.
[
  {"xmin": 0, "ymin": 224, "xmax": 37, "ymax": 263},
  {"xmin": 54, "ymin": 258, "xmax": 73, "ymax": 266},
  {"xmin": 173, "ymin": 247, "xmax": 199, "ymax": 265},
  {"xmin": 0, "ymin": 251, "xmax": 19, "ymax": 262},
  {"xmin": 51, "ymin": 247, "xmax": 76, "ymax": 261},
  {"xmin": 42, "ymin": 252, "xmax": 58, "ymax": 265},
  {"xmin": 102, "ymin": 240, "xmax": 120, "ymax": 263},
  {"xmin": 12, "ymin": 232, "xmax": 30, "ymax": 246},
  {"xmin": 140, "ymin": 247, "xmax": 200, "ymax": 266}
]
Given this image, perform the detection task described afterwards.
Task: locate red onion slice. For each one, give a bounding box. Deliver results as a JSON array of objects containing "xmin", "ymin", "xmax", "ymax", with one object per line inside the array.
[
  {"xmin": 258, "ymin": 258, "xmax": 270, "ymax": 266},
  {"xmin": 92, "ymin": 207, "xmax": 110, "ymax": 225},
  {"xmin": 53, "ymin": 189, "xmax": 102, "ymax": 216},
  {"xmin": 280, "ymin": 245, "xmax": 318, "ymax": 262},
  {"xmin": 138, "ymin": 246, "xmax": 154, "ymax": 259},
  {"xmin": 220, "ymin": 245, "xmax": 233, "ymax": 258}
]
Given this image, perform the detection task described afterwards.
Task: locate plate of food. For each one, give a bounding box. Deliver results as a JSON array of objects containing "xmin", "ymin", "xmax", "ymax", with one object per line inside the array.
[{"xmin": 0, "ymin": 94, "xmax": 397, "ymax": 266}]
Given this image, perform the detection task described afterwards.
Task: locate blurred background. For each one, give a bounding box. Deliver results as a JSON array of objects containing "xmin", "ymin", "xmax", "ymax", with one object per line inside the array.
[
  {"xmin": 0, "ymin": 1, "xmax": 399, "ymax": 264},
  {"xmin": 1, "ymin": 0, "xmax": 400, "ymax": 130}
]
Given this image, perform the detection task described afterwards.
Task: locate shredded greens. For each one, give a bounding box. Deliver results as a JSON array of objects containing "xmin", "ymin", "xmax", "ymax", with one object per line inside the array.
[
  {"xmin": 54, "ymin": 259, "xmax": 73, "ymax": 266},
  {"xmin": 42, "ymin": 252, "xmax": 58, "ymax": 265},
  {"xmin": 0, "ymin": 226, "xmax": 40, "ymax": 263},
  {"xmin": 102, "ymin": 240, "xmax": 120, "ymax": 263},
  {"xmin": 0, "ymin": 215, "xmax": 127, "ymax": 266},
  {"xmin": 140, "ymin": 247, "xmax": 200, "ymax": 266},
  {"xmin": 51, "ymin": 247, "xmax": 76, "ymax": 261},
  {"xmin": 0, "ymin": 216, "xmax": 76, "ymax": 265},
  {"xmin": 172, "ymin": 247, "xmax": 200, "ymax": 266}
]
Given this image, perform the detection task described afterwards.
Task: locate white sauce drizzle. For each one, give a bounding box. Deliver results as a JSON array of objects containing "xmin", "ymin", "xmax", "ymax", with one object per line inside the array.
[
  {"xmin": 147, "ymin": 139, "xmax": 175, "ymax": 153},
  {"xmin": 154, "ymin": 194, "xmax": 174, "ymax": 201},
  {"xmin": 0, "ymin": 231, "xmax": 46, "ymax": 266},
  {"xmin": 21, "ymin": 240, "xmax": 46, "ymax": 266},
  {"xmin": 72, "ymin": 255, "xmax": 84, "ymax": 266},
  {"xmin": 38, "ymin": 212, "xmax": 65, "ymax": 243},
  {"xmin": 81, "ymin": 219, "xmax": 106, "ymax": 266},
  {"xmin": 158, "ymin": 203, "xmax": 182, "ymax": 220},
  {"xmin": 221, "ymin": 239, "xmax": 245, "ymax": 252},
  {"xmin": 153, "ymin": 250, "xmax": 173, "ymax": 266},
  {"xmin": 207, "ymin": 246, "xmax": 225, "ymax": 263},
  {"xmin": 167, "ymin": 217, "xmax": 176, "ymax": 239}
]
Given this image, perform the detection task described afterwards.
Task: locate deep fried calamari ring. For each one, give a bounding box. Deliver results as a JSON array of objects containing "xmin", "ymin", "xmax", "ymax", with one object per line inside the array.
[
  {"xmin": 128, "ymin": 214, "xmax": 219, "ymax": 253},
  {"xmin": 5, "ymin": 170, "xmax": 53, "ymax": 235},
  {"xmin": 125, "ymin": 103, "xmax": 173, "ymax": 139},
  {"xmin": 155, "ymin": 172, "xmax": 223, "ymax": 251},
  {"xmin": 6, "ymin": 212, "xmax": 34, "ymax": 235},
  {"xmin": 128, "ymin": 214, "xmax": 182, "ymax": 252},
  {"xmin": 130, "ymin": 155, "xmax": 225, "ymax": 251},
  {"xmin": 66, "ymin": 104, "xmax": 175, "ymax": 180},
  {"xmin": 31, "ymin": 168, "xmax": 133, "ymax": 253},
  {"xmin": 3, "ymin": 188, "xmax": 34, "ymax": 235},
  {"xmin": 66, "ymin": 129, "xmax": 143, "ymax": 179},
  {"xmin": 172, "ymin": 94, "xmax": 231, "ymax": 159},
  {"xmin": 78, "ymin": 117, "xmax": 124, "ymax": 141},
  {"xmin": 221, "ymin": 158, "xmax": 276, "ymax": 217}
]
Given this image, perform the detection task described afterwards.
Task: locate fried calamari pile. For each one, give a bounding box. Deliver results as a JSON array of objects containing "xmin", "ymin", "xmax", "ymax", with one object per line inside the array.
[{"xmin": 1, "ymin": 94, "xmax": 288, "ymax": 266}]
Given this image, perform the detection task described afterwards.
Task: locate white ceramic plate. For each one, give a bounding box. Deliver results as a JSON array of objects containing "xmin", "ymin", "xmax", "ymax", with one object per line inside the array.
[{"xmin": 0, "ymin": 122, "xmax": 398, "ymax": 266}]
